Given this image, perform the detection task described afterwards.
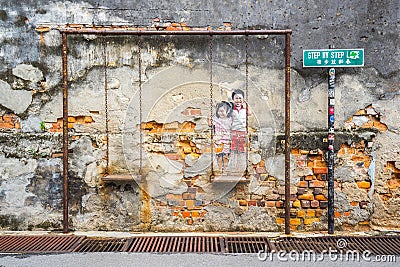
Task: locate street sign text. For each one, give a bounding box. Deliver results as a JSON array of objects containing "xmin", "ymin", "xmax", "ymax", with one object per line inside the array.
[{"xmin": 303, "ymin": 49, "xmax": 364, "ymax": 67}]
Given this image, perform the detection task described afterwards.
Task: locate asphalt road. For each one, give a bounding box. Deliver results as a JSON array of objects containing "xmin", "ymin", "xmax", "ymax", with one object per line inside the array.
[{"xmin": 1, "ymin": 252, "xmax": 398, "ymax": 267}]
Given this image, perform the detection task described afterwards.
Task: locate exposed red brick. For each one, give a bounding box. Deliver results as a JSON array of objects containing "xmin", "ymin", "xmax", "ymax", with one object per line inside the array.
[
  {"xmin": 185, "ymin": 200, "xmax": 195, "ymax": 207},
  {"xmin": 181, "ymin": 211, "xmax": 191, "ymax": 218},
  {"xmin": 265, "ymin": 194, "xmax": 280, "ymax": 201},
  {"xmin": 337, "ymin": 145, "xmax": 347, "ymax": 155},
  {"xmin": 353, "ymin": 141, "xmax": 365, "ymax": 149},
  {"xmin": 84, "ymin": 116, "xmax": 93, "ymax": 123},
  {"xmin": 166, "ymin": 26, "xmax": 182, "ymax": 31},
  {"xmin": 182, "ymin": 108, "xmax": 201, "ymax": 117},
  {"xmin": 313, "ymin": 188, "xmax": 323, "ymax": 195},
  {"xmin": 265, "ymin": 201, "xmax": 275, "ymax": 207},
  {"xmin": 298, "ymin": 194, "xmax": 314, "ymax": 200},
  {"xmin": 350, "ymin": 201, "xmax": 359, "ymax": 207},
  {"xmin": 372, "ymin": 118, "xmax": 388, "ymax": 132},
  {"xmin": 356, "ymin": 181, "xmax": 371, "ymax": 189},
  {"xmin": 291, "ymin": 148, "xmax": 301, "ymax": 155},
  {"xmin": 343, "ymin": 211, "xmax": 351, "ymax": 217},
  {"xmin": 171, "ymin": 211, "xmax": 180, "ymax": 216},
  {"xmin": 297, "ymin": 181, "xmax": 308, "ymax": 188},
  {"xmin": 305, "ymin": 175, "xmax": 314, "ymax": 181},
  {"xmin": 309, "ymin": 180, "xmax": 326, "ymax": 188},
  {"xmin": 314, "ymin": 160, "xmax": 327, "ymax": 167},
  {"xmin": 257, "ymin": 200, "xmax": 266, "ymax": 207},
  {"xmin": 351, "ymin": 155, "xmax": 370, "ymax": 162},
  {"xmin": 297, "ymin": 188, "xmax": 306, "ymax": 195},
  {"xmin": 310, "ymin": 200, "xmax": 319, "ymax": 208},
  {"xmin": 306, "ymin": 210, "xmax": 316, "ymax": 217},
  {"xmin": 0, "ymin": 114, "xmax": 20, "ymax": 129},
  {"xmin": 238, "ymin": 200, "xmax": 247, "ymax": 206},
  {"xmin": 361, "ymin": 120, "xmax": 374, "ymax": 128},
  {"xmin": 290, "ymin": 218, "xmax": 301, "ymax": 226},
  {"xmin": 248, "ymin": 200, "xmax": 257, "ymax": 206},
  {"xmin": 275, "ymin": 201, "xmax": 284, "ymax": 208},
  {"xmin": 165, "ymin": 153, "xmax": 181, "ymax": 160},
  {"xmin": 180, "ymin": 122, "xmax": 195, "ymax": 132},
  {"xmin": 191, "ymin": 211, "xmax": 200, "ymax": 217},
  {"xmin": 292, "ymin": 200, "xmax": 301, "ymax": 208},
  {"xmin": 313, "ymin": 167, "xmax": 328, "ymax": 174},
  {"xmin": 304, "ymin": 218, "xmax": 320, "ymax": 225},
  {"xmin": 315, "ymin": 194, "xmax": 327, "ymax": 201},
  {"xmin": 300, "ymin": 200, "xmax": 310, "ymax": 208}
]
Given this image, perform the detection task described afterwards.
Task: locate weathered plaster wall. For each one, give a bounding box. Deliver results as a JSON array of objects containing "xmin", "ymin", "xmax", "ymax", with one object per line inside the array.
[{"xmin": 0, "ymin": 0, "xmax": 399, "ymax": 232}]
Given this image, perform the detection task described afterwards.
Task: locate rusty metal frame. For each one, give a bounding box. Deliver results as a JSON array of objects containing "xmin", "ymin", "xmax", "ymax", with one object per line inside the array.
[{"xmin": 60, "ymin": 28, "xmax": 292, "ymax": 234}]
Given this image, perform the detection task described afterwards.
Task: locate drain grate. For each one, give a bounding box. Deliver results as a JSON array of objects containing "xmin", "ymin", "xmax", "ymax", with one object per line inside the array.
[
  {"xmin": 224, "ymin": 236, "xmax": 274, "ymax": 253},
  {"xmin": 1, "ymin": 235, "xmax": 399, "ymax": 255},
  {"xmin": 274, "ymin": 236, "xmax": 400, "ymax": 255},
  {"xmin": 73, "ymin": 238, "xmax": 128, "ymax": 252},
  {"xmin": 125, "ymin": 236, "xmax": 223, "ymax": 253},
  {"xmin": 0, "ymin": 235, "xmax": 85, "ymax": 253}
]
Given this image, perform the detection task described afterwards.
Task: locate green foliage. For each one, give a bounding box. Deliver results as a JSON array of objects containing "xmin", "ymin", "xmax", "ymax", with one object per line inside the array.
[{"xmin": 40, "ymin": 121, "xmax": 45, "ymax": 131}]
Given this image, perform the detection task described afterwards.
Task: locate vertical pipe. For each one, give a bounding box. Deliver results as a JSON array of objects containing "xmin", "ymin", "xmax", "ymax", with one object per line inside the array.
[
  {"xmin": 284, "ymin": 33, "xmax": 291, "ymax": 235},
  {"xmin": 62, "ymin": 33, "xmax": 69, "ymax": 233},
  {"xmin": 327, "ymin": 68, "xmax": 335, "ymax": 234}
]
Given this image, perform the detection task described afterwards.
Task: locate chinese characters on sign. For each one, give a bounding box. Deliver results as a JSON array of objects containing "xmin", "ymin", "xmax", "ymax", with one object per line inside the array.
[{"xmin": 303, "ymin": 49, "xmax": 364, "ymax": 67}]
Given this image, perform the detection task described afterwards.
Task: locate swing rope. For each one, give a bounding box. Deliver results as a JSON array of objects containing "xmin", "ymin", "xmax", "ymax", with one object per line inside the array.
[
  {"xmin": 102, "ymin": 36, "xmax": 109, "ymax": 175},
  {"xmin": 209, "ymin": 33, "xmax": 214, "ymax": 179},
  {"xmin": 137, "ymin": 34, "xmax": 143, "ymax": 177},
  {"xmin": 245, "ymin": 34, "xmax": 249, "ymax": 176}
]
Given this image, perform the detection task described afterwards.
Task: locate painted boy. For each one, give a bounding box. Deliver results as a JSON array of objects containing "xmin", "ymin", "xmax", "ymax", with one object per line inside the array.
[{"xmin": 228, "ymin": 89, "xmax": 252, "ymax": 173}]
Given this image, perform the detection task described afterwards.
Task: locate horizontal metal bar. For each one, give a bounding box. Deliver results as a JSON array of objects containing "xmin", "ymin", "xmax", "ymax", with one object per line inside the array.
[{"xmin": 59, "ymin": 28, "xmax": 292, "ymax": 35}]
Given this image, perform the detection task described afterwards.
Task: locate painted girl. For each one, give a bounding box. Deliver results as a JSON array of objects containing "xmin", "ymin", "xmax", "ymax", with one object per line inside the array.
[{"xmin": 210, "ymin": 101, "xmax": 233, "ymax": 172}]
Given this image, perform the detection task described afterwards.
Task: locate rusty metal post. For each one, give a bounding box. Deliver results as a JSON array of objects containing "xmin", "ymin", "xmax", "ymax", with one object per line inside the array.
[
  {"xmin": 284, "ymin": 32, "xmax": 291, "ymax": 235},
  {"xmin": 62, "ymin": 32, "xmax": 69, "ymax": 233}
]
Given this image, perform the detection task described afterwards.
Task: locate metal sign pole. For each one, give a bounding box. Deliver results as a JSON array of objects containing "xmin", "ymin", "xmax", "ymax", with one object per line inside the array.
[
  {"xmin": 303, "ymin": 46, "xmax": 364, "ymax": 234},
  {"xmin": 327, "ymin": 68, "xmax": 335, "ymax": 234}
]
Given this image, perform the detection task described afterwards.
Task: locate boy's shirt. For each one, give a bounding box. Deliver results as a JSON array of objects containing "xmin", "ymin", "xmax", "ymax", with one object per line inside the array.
[{"xmin": 231, "ymin": 105, "xmax": 247, "ymax": 131}]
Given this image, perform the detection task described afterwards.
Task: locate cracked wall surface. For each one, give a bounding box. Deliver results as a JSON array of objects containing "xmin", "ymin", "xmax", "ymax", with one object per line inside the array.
[{"xmin": 0, "ymin": 0, "xmax": 399, "ymax": 232}]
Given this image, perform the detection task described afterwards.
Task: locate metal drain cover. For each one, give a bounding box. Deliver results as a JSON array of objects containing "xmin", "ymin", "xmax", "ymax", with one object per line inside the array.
[
  {"xmin": 1, "ymin": 234, "xmax": 399, "ymax": 255},
  {"xmin": 0, "ymin": 235, "xmax": 85, "ymax": 253},
  {"xmin": 73, "ymin": 238, "xmax": 128, "ymax": 252},
  {"xmin": 125, "ymin": 236, "xmax": 223, "ymax": 253},
  {"xmin": 274, "ymin": 236, "xmax": 400, "ymax": 255},
  {"xmin": 224, "ymin": 236, "xmax": 273, "ymax": 253}
]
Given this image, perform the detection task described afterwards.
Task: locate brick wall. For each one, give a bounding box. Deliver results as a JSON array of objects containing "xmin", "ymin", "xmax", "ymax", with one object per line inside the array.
[{"xmin": 0, "ymin": 114, "xmax": 20, "ymax": 130}]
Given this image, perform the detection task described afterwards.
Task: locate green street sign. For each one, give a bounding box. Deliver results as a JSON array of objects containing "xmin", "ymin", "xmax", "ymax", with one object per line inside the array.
[{"xmin": 303, "ymin": 49, "xmax": 364, "ymax": 67}]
